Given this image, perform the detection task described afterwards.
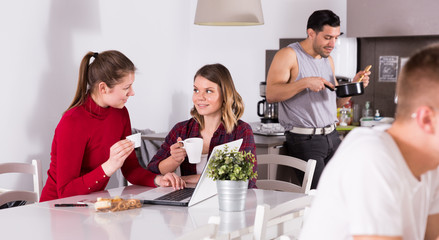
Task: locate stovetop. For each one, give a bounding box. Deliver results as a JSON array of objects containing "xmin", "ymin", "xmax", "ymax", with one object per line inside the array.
[{"xmin": 251, "ymin": 122, "xmax": 285, "ymax": 136}]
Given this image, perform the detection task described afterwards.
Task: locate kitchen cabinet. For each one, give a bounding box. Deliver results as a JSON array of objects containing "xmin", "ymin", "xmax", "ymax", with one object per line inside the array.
[
  {"xmin": 253, "ymin": 134, "xmax": 286, "ymax": 155},
  {"xmin": 347, "ymin": 0, "xmax": 439, "ymax": 37},
  {"xmin": 354, "ymin": 36, "xmax": 439, "ymax": 117}
]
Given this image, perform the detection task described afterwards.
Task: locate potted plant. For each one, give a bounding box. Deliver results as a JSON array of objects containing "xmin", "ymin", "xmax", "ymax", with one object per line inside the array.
[{"xmin": 207, "ymin": 145, "xmax": 257, "ymax": 212}]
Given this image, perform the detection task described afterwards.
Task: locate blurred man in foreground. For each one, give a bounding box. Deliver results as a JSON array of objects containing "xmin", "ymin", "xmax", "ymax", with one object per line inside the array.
[{"xmin": 300, "ymin": 44, "xmax": 439, "ymax": 240}]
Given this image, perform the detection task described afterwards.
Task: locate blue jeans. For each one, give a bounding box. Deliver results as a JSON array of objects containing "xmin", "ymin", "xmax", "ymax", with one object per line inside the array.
[{"xmin": 284, "ymin": 130, "xmax": 341, "ymax": 189}]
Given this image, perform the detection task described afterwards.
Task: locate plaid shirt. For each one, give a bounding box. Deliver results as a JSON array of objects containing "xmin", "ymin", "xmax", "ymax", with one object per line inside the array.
[{"xmin": 147, "ymin": 118, "xmax": 257, "ymax": 188}]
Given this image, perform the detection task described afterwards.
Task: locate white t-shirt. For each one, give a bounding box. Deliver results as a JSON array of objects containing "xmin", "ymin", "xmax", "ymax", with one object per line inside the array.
[
  {"xmin": 196, "ymin": 154, "xmax": 209, "ymax": 175},
  {"xmin": 300, "ymin": 126, "xmax": 439, "ymax": 240}
]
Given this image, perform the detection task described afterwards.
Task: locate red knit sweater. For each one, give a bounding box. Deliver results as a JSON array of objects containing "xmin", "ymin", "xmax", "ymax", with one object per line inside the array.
[{"xmin": 40, "ymin": 95, "xmax": 157, "ymax": 201}]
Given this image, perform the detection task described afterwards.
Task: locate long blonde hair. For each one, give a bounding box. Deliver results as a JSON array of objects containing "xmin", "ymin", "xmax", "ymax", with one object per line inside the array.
[
  {"xmin": 66, "ymin": 50, "xmax": 136, "ymax": 112},
  {"xmin": 190, "ymin": 63, "xmax": 244, "ymax": 133}
]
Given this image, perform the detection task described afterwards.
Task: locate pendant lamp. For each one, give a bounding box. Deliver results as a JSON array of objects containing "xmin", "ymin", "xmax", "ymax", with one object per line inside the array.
[{"xmin": 194, "ymin": 0, "xmax": 264, "ymax": 26}]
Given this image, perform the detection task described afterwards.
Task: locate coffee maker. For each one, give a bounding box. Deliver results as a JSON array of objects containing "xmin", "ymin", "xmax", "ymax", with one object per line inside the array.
[{"xmin": 257, "ymin": 82, "xmax": 279, "ymax": 123}]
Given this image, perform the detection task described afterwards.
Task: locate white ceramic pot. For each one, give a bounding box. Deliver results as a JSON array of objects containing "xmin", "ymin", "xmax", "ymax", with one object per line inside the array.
[{"xmin": 216, "ymin": 180, "xmax": 248, "ymax": 212}]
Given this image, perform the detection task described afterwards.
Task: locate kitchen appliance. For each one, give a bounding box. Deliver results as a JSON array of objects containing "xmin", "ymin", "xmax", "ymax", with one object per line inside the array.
[{"xmin": 257, "ymin": 82, "xmax": 279, "ymax": 123}]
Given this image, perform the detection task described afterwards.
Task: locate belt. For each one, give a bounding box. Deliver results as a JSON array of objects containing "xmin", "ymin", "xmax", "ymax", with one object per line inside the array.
[{"xmin": 289, "ymin": 124, "xmax": 337, "ymax": 135}]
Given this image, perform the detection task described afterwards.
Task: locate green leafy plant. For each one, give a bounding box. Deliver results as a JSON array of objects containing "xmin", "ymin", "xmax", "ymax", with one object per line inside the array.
[{"xmin": 207, "ymin": 145, "xmax": 257, "ymax": 181}]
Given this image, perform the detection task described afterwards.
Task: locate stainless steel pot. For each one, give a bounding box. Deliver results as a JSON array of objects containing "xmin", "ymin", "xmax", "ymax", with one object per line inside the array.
[{"xmin": 216, "ymin": 180, "xmax": 248, "ymax": 212}]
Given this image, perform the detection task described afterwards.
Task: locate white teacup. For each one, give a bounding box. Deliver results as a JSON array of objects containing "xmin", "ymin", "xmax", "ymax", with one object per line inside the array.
[
  {"xmin": 126, "ymin": 133, "xmax": 141, "ymax": 148},
  {"xmin": 179, "ymin": 138, "xmax": 203, "ymax": 164}
]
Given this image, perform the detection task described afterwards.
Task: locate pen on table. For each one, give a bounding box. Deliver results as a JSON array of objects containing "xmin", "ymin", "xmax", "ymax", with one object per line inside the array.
[{"xmin": 54, "ymin": 203, "xmax": 88, "ymax": 207}]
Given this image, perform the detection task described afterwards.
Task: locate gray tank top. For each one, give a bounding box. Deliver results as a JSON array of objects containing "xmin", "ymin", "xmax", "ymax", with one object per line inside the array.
[{"xmin": 279, "ymin": 42, "xmax": 338, "ymax": 130}]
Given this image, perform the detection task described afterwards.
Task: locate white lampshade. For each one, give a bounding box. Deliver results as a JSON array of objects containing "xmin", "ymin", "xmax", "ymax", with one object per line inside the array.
[{"xmin": 194, "ymin": 0, "xmax": 264, "ymax": 26}]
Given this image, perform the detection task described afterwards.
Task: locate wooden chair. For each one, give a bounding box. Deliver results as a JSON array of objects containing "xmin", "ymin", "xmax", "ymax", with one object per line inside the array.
[
  {"xmin": 0, "ymin": 159, "xmax": 43, "ymax": 207},
  {"xmin": 253, "ymin": 195, "xmax": 314, "ymax": 240},
  {"xmin": 256, "ymin": 154, "xmax": 316, "ymax": 194},
  {"xmin": 176, "ymin": 216, "xmax": 220, "ymax": 240}
]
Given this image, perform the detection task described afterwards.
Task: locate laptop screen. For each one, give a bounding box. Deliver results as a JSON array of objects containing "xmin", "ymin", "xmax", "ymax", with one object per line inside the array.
[{"xmin": 134, "ymin": 138, "xmax": 244, "ymax": 207}]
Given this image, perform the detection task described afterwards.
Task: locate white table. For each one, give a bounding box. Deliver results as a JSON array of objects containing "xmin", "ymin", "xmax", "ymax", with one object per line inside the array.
[{"xmin": 0, "ymin": 185, "xmax": 305, "ymax": 239}]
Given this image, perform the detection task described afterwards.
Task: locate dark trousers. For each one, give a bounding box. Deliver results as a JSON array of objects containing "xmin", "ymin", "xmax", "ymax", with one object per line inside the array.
[{"xmin": 284, "ymin": 130, "xmax": 341, "ymax": 189}]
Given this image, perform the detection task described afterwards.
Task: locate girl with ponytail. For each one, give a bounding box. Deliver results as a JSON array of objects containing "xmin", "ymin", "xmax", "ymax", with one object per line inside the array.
[{"xmin": 40, "ymin": 50, "xmax": 184, "ymax": 201}]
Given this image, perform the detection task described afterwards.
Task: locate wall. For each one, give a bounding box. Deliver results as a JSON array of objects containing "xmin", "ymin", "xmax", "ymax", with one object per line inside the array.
[
  {"xmin": 0, "ymin": 0, "xmax": 346, "ymax": 190},
  {"xmin": 347, "ymin": 0, "xmax": 439, "ymax": 37}
]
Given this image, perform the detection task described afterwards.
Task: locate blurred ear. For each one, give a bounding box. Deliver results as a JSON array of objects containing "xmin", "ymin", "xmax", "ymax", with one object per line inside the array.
[
  {"xmin": 98, "ymin": 82, "xmax": 109, "ymax": 95},
  {"xmin": 307, "ymin": 28, "xmax": 316, "ymax": 39},
  {"xmin": 415, "ymin": 106, "xmax": 436, "ymax": 134}
]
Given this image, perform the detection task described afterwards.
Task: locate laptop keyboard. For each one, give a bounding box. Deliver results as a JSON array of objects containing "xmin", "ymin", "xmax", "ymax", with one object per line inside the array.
[{"xmin": 155, "ymin": 188, "xmax": 195, "ymax": 201}]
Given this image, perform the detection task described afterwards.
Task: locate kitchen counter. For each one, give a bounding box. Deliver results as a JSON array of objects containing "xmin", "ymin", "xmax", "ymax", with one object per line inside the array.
[
  {"xmin": 142, "ymin": 124, "xmax": 359, "ymax": 155},
  {"xmin": 141, "ymin": 125, "xmax": 355, "ymax": 183},
  {"xmin": 141, "ymin": 132, "xmax": 285, "ymax": 180},
  {"xmin": 142, "ymin": 132, "xmax": 286, "ymax": 155}
]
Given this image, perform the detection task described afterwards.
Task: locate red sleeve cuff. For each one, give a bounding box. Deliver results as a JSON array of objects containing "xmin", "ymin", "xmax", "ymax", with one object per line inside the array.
[{"xmin": 82, "ymin": 166, "xmax": 109, "ymax": 192}]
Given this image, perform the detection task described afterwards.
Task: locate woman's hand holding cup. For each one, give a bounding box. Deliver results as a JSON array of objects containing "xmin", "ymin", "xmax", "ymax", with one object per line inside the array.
[
  {"xmin": 102, "ymin": 139, "xmax": 135, "ymax": 177},
  {"xmin": 178, "ymin": 137, "xmax": 203, "ymax": 164},
  {"xmin": 170, "ymin": 137, "xmax": 187, "ymax": 164}
]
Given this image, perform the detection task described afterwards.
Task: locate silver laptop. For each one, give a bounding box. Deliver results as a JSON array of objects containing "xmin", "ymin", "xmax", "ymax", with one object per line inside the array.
[{"xmin": 134, "ymin": 139, "xmax": 243, "ymax": 207}]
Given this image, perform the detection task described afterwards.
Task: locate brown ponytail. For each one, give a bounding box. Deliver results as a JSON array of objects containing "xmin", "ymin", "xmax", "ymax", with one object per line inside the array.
[
  {"xmin": 66, "ymin": 52, "xmax": 94, "ymax": 112},
  {"xmin": 66, "ymin": 50, "xmax": 136, "ymax": 112}
]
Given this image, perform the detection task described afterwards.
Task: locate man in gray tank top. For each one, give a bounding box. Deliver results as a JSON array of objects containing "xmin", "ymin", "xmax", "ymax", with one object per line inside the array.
[{"xmin": 266, "ymin": 10, "xmax": 371, "ymax": 188}]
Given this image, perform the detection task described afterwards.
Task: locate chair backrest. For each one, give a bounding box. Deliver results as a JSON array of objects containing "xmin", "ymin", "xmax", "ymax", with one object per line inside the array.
[
  {"xmin": 253, "ymin": 195, "xmax": 314, "ymax": 240},
  {"xmin": 0, "ymin": 159, "xmax": 43, "ymax": 206},
  {"xmin": 256, "ymin": 154, "xmax": 316, "ymax": 194}
]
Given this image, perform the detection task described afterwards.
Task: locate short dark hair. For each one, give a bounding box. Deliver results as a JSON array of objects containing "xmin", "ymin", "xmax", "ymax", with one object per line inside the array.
[{"xmin": 307, "ymin": 10, "xmax": 340, "ymax": 33}]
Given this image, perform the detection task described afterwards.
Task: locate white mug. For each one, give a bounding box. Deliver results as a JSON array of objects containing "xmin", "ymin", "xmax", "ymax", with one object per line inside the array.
[
  {"xmin": 126, "ymin": 133, "xmax": 141, "ymax": 148},
  {"xmin": 178, "ymin": 138, "xmax": 203, "ymax": 164}
]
